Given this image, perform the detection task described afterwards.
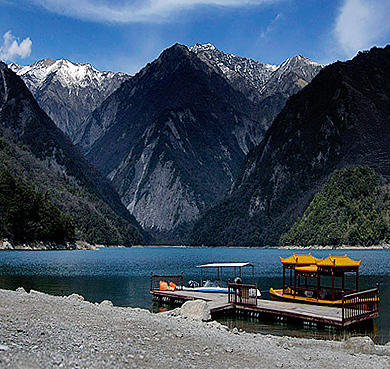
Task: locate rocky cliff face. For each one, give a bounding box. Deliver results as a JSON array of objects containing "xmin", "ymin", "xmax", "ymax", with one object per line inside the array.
[
  {"xmin": 191, "ymin": 45, "xmax": 390, "ymax": 246},
  {"xmin": 9, "ymin": 59, "xmax": 129, "ymax": 139},
  {"xmin": 190, "ymin": 44, "xmax": 322, "ymax": 100},
  {"xmin": 190, "ymin": 43, "xmax": 278, "ymax": 102},
  {"xmin": 76, "ymin": 44, "xmax": 263, "ymax": 233},
  {"xmin": 190, "ymin": 44, "xmax": 323, "ymax": 141}
]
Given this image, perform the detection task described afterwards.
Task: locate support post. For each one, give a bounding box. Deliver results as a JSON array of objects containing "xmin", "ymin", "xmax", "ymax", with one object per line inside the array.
[
  {"xmin": 317, "ymin": 273, "xmax": 320, "ymax": 300},
  {"xmin": 332, "ymin": 270, "xmax": 335, "ymax": 300},
  {"xmin": 255, "ymin": 282, "xmax": 258, "ymax": 306},
  {"xmin": 356, "ymin": 269, "xmax": 359, "ymax": 292},
  {"xmin": 228, "ymin": 279, "xmax": 231, "ymax": 303},
  {"xmin": 294, "ymin": 270, "xmax": 296, "ymax": 296}
]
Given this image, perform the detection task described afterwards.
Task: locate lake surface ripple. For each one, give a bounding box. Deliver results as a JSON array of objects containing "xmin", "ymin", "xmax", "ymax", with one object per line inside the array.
[{"xmin": 0, "ymin": 247, "xmax": 389, "ymax": 343}]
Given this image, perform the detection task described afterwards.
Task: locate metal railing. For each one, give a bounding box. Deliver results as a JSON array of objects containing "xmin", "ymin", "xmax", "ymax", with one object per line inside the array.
[
  {"xmin": 228, "ymin": 282, "xmax": 258, "ymax": 306},
  {"xmin": 150, "ymin": 272, "xmax": 183, "ymax": 291},
  {"xmin": 342, "ymin": 285, "xmax": 379, "ymax": 323},
  {"xmin": 284, "ymin": 286, "xmax": 355, "ymax": 300}
]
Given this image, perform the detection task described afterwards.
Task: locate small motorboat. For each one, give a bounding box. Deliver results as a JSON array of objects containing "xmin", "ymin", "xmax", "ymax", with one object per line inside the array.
[{"xmin": 183, "ymin": 262, "xmax": 261, "ymax": 297}]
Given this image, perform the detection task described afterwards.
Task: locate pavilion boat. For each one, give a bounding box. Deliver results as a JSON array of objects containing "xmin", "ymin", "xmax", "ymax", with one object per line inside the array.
[
  {"xmin": 270, "ymin": 253, "xmax": 378, "ymax": 307},
  {"xmin": 183, "ymin": 262, "xmax": 261, "ymax": 297}
]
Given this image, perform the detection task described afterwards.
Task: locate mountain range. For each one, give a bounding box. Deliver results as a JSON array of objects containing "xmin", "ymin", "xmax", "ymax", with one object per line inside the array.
[
  {"xmin": 5, "ymin": 43, "xmax": 325, "ymax": 245},
  {"xmin": 190, "ymin": 43, "xmax": 322, "ymax": 103},
  {"xmin": 191, "ymin": 45, "xmax": 390, "ymax": 246},
  {"xmin": 190, "ymin": 44, "xmax": 322, "ymax": 141},
  {"xmin": 74, "ymin": 44, "xmax": 322, "ymax": 239}
]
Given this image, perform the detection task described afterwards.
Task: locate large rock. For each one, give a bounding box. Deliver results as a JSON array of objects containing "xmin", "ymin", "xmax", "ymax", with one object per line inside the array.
[
  {"xmin": 179, "ymin": 300, "xmax": 211, "ymax": 321},
  {"xmin": 342, "ymin": 336, "xmax": 375, "ymax": 354}
]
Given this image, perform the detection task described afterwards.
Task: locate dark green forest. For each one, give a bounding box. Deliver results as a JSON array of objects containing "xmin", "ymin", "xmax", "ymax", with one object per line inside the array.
[
  {"xmin": 280, "ymin": 166, "xmax": 390, "ymax": 246},
  {"xmin": 0, "ymin": 133, "xmax": 143, "ymax": 247},
  {"xmin": 0, "ymin": 167, "xmax": 75, "ymax": 244}
]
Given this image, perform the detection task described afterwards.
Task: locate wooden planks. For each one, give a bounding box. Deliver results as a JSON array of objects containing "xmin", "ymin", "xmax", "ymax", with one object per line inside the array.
[
  {"xmin": 241, "ymin": 299, "xmax": 343, "ymax": 326},
  {"xmin": 150, "ymin": 289, "xmax": 373, "ymax": 326}
]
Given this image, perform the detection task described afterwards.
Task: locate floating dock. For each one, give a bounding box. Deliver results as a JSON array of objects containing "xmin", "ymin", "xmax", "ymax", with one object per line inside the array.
[
  {"xmin": 151, "ymin": 289, "xmax": 351, "ymax": 326},
  {"xmin": 150, "ymin": 275, "xmax": 379, "ymax": 328}
]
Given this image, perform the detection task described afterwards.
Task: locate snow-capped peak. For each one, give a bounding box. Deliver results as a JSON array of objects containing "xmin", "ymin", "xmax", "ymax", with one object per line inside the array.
[
  {"xmin": 189, "ymin": 43, "xmax": 323, "ymax": 103},
  {"xmin": 190, "ymin": 43, "xmax": 218, "ymax": 53},
  {"xmin": 10, "ymin": 58, "xmax": 129, "ymax": 93},
  {"xmin": 9, "ymin": 58, "xmax": 130, "ymax": 139},
  {"xmin": 279, "ymin": 55, "xmax": 322, "ymax": 71},
  {"xmin": 190, "ymin": 43, "xmax": 279, "ymax": 91}
]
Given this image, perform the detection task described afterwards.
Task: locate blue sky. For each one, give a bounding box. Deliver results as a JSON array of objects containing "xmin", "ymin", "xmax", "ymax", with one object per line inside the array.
[{"xmin": 1, "ymin": 0, "xmax": 390, "ymax": 74}]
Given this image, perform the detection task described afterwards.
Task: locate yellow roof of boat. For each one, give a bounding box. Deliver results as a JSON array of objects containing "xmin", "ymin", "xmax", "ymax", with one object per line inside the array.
[
  {"xmin": 280, "ymin": 253, "xmax": 320, "ymax": 265},
  {"xmin": 295, "ymin": 265, "xmax": 318, "ymax": 273},
  {"xmin": 316, "ymin": 254, "xmax": 361, "ymax": 267}
]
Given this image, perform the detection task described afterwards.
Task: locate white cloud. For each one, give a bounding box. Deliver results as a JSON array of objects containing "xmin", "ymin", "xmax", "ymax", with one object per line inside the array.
[
  {"xmin": 260, "ymin": 13, "xmax": 283, "ymax": 39},
  {"xmin": 31, "ymin": 0, "xmax": 280, "ymax": 23},
  {"xmin": 0, "ymin": 31, "xmax": 32, "ymax": 62},
  {"xmin": 334, "ymin": 0, "xmax": 390, "ymax": 58}
]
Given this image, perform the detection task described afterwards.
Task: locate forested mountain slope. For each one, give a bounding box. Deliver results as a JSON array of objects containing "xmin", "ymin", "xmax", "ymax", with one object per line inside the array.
[
  {"xmin": 281, "ymin": 166, "xmax": 390, "ymax": 246},
  {"xmin": 191, "ymin": 45, "xmax": 390, "ymax": 246},
  {"xmin": 0, "ymin": 62, "xmax": 144, "ymax": 247}
]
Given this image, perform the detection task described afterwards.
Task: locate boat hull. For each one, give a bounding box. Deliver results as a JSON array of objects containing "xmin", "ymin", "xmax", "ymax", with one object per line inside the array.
[
  {"xmin": 183, "ymin": 286, "xmax": 262, "ymax": 297},
  {"xmin": 183, "ymin": 286, "xmax": 229, "ymax": 293},
  {"xmin": 270, "ymin": 288, "xmax": 379, "ymax": 308},
  {"xmin": 269, "ymin": 288, "xmax": 342, "ymax": 306}
]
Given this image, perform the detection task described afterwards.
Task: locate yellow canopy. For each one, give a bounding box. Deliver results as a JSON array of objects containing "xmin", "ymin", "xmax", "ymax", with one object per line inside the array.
[
  {"xmin": 295, "ymin": 265, "xmax": 318, "ymax": 273},
  {"xmin": 280, "ymin": 253, "xmax": 320, "ymax": 266},
  {"xmin": 316, "ymin": 254, "xmax": 361, "ymax": 268}
]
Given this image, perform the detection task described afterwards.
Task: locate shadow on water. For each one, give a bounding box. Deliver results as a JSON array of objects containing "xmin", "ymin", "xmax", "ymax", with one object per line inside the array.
[
  {"xmin": 150, "ymin": 297, "xmax": 382, "ymax": 344},
  {"xmin": 0, "ymin": 275, "xmax": 152, "ymax": 309},
  {"xmin": 216, "ymin": 313, "xmax": 379, "ymax": 343}
]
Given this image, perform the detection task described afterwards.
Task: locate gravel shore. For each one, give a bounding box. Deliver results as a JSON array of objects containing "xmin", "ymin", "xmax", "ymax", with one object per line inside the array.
[{"xmin": 0, "ymin": 288, "xmax": 389, "ymax": 368}]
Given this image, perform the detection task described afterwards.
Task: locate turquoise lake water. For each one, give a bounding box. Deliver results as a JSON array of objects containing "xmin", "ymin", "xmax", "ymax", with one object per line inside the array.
[{"xmin": 0, "ymin": 247, "xmax": 389, "ymax": 343}]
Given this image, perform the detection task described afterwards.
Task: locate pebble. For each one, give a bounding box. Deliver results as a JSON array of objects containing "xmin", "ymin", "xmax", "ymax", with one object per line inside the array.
[{"xmin": 0, "ymin": 288, "xmax": 389, "ymax": 369}]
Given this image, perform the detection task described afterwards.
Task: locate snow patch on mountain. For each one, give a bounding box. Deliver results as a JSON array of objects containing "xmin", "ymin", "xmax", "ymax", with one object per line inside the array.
[
  {"xmin": 10, "ymin": 59, "xmax": 128, "ymax": 93},
  {"xmin": 9, "ymin": 59, "xmax": 130, "ymax": 139},
  {"xmin": 190, "ymin": 43, "xmax": 323, "ymax": 101},
  {"xmin": 190, "ymin": 43, "xmax": 278, "ymax": 94}
]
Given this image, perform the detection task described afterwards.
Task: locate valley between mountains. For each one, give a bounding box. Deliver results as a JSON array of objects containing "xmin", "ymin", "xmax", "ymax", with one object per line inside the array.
[{"xmin": 3, "ymin": 43, "xmax": 390, "ymax": 247}]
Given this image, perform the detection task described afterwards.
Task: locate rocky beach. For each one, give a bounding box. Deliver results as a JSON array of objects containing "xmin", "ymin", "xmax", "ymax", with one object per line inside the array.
[{"xmin": 0, "ymin": 288, "xmax": 389, "ymax": 368}]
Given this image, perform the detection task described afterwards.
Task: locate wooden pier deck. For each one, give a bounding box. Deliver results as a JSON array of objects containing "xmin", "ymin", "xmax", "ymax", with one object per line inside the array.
[
  {"xmin": 151, "ymin": 289, "xmax": 378, "ymax": 327},
  {"xmin": 151, "ymin": 290, "xmax": 230, "ymax": 312}
]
